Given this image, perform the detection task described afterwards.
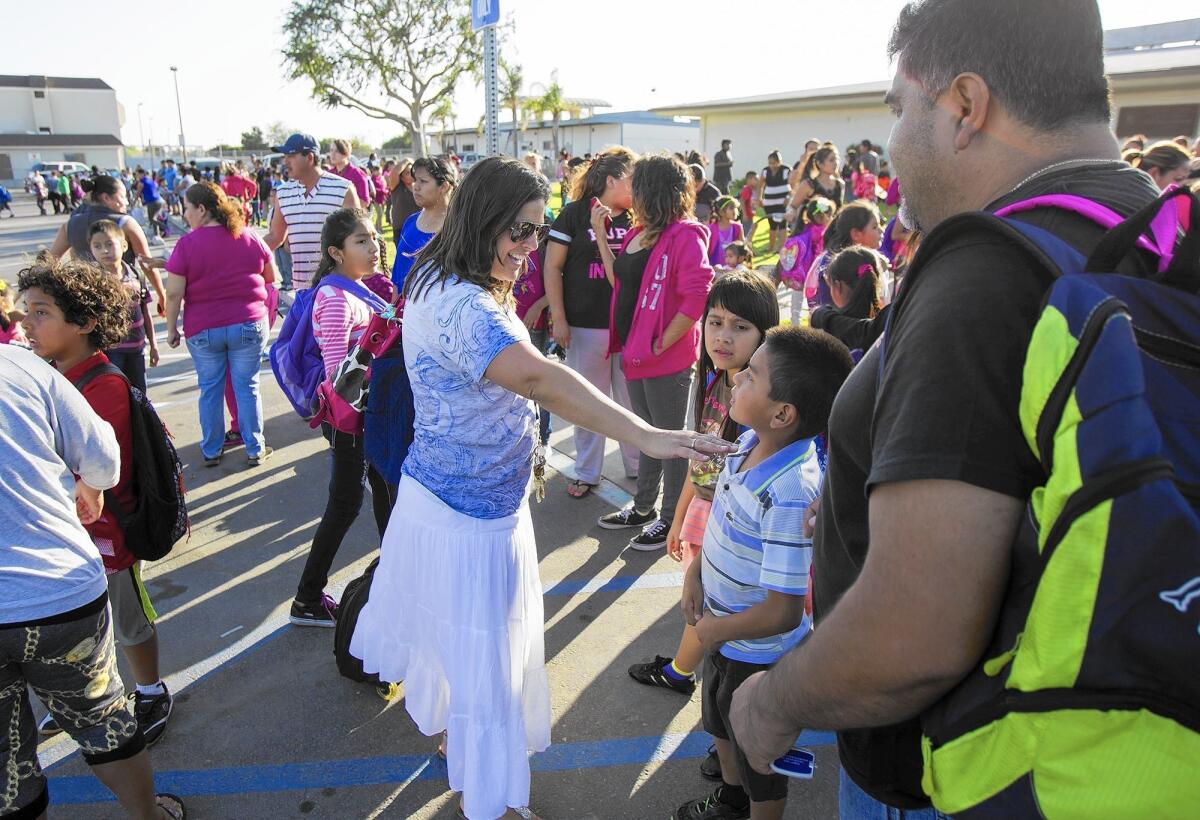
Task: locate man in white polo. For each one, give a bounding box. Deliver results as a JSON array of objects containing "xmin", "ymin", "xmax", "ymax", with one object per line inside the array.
[{"xmin": 265, "ymin": 133, "xmax": 360, "ymax": 293}]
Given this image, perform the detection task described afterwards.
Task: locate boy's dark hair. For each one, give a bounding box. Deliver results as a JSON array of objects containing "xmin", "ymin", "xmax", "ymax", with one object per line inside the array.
[
  {"xmin": 764, "ymin": 325, "xmax": 854, "ymax": 439},
  {"xmin": 888, "ymin": 0, "xmax": 1111, "ymax": 131},
  {"xmin": 17, "ymin": 251, "xmax": 130, "ymax": 350},
  {"xmin": 88, "ymin": 219, "xmax": 124, "ymax": 242}
]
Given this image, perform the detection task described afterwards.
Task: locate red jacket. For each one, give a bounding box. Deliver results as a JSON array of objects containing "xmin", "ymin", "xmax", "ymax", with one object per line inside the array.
[
  {"xmin": 65, "ymin": 353, "xmax": 137, "ymax": 573},
  {"xmin": 609, "ymin": 219, "xmax": 713, "ymax": 380}
]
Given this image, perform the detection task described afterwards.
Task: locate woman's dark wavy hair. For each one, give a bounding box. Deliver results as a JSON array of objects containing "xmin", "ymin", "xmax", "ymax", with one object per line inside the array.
[
  {"xmin": 631, "ymin": 154, "xmax": 694, "ymax": 246},
  {"xmin": 798, "ymin": 146, "xmax": 839, "ymax": 183},
  {"xmin": 186, "ymin": 181, "xmax": 244, "ymax": 238},
  {"xmin": 405, "ymin": 157, "xmax": 550, "ymax": 302},
  {"xmin": 17, "ymin": 251, "xmax": 130, "ymax": 350},
  {"xmin": 78, "ymin": 174, "xmax": 123, "ymax": 203},
  {"xmin": 693, "ymin": 269, "xmax": 779, "ymax": 442},
  {"xmin": 569, "ymin": 145, "xmax": 636, "ymax": 205},
  {"xmin": 311, "ymin": 208, "xmax": 381, "ymax": 286},
  {"xmin": 826, "ymin": 245, "xmax": 886, "ymax": 320}
]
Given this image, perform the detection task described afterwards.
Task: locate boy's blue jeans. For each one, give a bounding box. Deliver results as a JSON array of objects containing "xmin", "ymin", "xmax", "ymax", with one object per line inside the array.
[
  {"xmin": 186, "ymin": 319, "xmax": 267, "ymax": 459},
  {"xmin": 839, "ymin": 769, "xmax": 952, "ymax": 820}
]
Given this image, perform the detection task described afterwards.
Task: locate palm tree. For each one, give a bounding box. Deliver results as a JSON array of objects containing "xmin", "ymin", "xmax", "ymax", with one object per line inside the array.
[
  {"xmin": 430, "ymin": 96, "xmax": 454, "ymax": 155},
  {"xmin": 499, "ymin": 58, "xmax": 524, "ymax": 156},
  {"xmin": 534, "ymin": 82, "xmax": 567, "ymax": 160}
]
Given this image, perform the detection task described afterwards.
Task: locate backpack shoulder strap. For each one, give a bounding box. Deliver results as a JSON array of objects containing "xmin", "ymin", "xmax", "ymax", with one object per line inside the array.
[{"xmin": 71, "ymin": 361, "xmax": 128, "ymax": 392}]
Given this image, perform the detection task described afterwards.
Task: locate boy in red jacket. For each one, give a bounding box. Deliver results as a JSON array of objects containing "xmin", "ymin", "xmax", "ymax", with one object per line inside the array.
[{"xmin": 19, "ymin": 254, "xmax": 174, "ymax": 747}]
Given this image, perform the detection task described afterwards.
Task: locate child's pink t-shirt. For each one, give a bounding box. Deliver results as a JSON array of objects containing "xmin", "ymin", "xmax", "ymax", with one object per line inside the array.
[
  {"xmin": 166, "ymin": 224, "xmax": 271, "ymax": 337},
  {"xmin": 513, "ymin": 250, "xmax": 548, "ymax": 330}
]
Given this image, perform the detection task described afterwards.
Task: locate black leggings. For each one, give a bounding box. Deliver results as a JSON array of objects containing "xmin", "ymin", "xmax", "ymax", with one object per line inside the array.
[{"xmin": 296, "ymin": 422, "xmax": 394, "ymax": 605}]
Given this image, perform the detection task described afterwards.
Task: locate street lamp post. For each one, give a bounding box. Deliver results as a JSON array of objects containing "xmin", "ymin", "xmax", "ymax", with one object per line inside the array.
[
  {"xmin": 169, "ymin": 66, "xmax": 187, "ymax": 163},
  {"xmin": 136, "ymin": 102, "xmax": 146, "ymax": 154}
]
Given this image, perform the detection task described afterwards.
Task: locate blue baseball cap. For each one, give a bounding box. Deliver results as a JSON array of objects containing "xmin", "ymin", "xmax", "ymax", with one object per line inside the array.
[{"xmin": 273, "ymin": 133, "xmax": 319, "ymax": 155}]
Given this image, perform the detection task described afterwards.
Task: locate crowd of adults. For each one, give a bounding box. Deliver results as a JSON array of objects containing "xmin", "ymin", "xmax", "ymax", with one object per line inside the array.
[{"xmin": 2, "ymin": 0, "xmax": 1199, "ymax": 818}]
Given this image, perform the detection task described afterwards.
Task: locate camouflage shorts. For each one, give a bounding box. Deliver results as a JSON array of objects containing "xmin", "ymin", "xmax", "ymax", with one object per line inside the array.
[{"xmin": 0, "ymin": 595, "xmax": 142, "ymax": 818}]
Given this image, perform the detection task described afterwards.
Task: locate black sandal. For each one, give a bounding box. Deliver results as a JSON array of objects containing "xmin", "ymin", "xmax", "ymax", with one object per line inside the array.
[{"xmin": 156, "ymin": 793, "xmax": 186, "ymax": 820}]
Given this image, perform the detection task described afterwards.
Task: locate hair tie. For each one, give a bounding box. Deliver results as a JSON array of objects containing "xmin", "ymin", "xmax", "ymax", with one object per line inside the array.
[{"xmin": 857, "ymin": 263, "xmax": 873, "ymax": 279}]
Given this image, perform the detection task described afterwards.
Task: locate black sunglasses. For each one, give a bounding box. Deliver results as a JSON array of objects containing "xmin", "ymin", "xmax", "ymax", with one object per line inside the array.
[{"xmin": 509, "ymin": 221, "xmax": 550, "ymax": 243}]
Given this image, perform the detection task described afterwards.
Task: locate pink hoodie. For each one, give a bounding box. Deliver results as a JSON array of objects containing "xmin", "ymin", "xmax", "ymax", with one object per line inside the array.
[{"xmin": 609, "ymin": 219, "xmax": 714, "ymax": 380}]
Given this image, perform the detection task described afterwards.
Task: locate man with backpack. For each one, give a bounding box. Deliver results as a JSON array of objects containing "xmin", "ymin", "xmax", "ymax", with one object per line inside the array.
[
  {"xmin": 0, "ymin": 342, "xmax": 186, "ymax": 820},
  {"xmin": 19, "ymin": 254, "xmax": 188, "ymax": 750},
  {"xmin": 729, "ymin": 1, "xmax": 1198, "ymax": 818}
]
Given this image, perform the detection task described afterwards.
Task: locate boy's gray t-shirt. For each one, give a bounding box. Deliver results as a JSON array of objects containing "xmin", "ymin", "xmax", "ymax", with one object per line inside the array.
[{"xmin": 0, "ymin": 345, "xmax": 120, "ymax": 624}]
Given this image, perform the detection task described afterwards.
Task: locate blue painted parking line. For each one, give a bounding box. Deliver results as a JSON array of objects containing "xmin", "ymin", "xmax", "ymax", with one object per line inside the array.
[{"xmin": 49, "ymin": 729, "xmax": 836, "ymax": 805}]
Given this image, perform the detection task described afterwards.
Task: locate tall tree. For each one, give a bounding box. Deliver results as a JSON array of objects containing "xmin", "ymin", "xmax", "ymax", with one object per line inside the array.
[
  {"xmin": 382, "ymin": 133, "xmax": 413, "ymax": 152},
  {"xmin": 265, "ymin": 121, "xmax": 297, "ymax": 147},
  {"xmin": 498, "ymin": 58, "xmax": 524, "ymax": 156},
  {"xmin": 281, "ymin": 0, "xmax": 481, "ymax": 157},
  {"xmin": 430, "ymin": 97, "xmax": 455, "ymax": 155},
  {"xmin": 241, "ymin": 126, "xmax": 268, "ymax": 151},
  {"xmin": 532, "ymin": 82, "xmax": 568, "ymax": 160}
]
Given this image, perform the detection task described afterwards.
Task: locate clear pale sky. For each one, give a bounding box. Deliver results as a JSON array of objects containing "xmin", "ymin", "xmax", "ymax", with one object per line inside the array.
[{"xmin": 2, "ymin": 0, "xmax": 1189, "ymax": 150}]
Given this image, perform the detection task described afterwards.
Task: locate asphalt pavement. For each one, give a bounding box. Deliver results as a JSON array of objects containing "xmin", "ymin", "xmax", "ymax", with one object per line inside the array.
[{"xmin": 1, "ymin": 191, "xmax": 840, "ymax": 819}]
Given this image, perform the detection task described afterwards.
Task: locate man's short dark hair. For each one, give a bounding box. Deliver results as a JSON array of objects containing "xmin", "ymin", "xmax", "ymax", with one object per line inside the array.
[
  {"xmin": 764, "ymin": 326, "xmax": 854, "ymax": 439},
  {"xmin": 721, "ymin": 139, "xmax": 732, "ymax": 148},
  {"xmin": 888, "ymin": 0, "xmax": 1111, "ymax": 131}
]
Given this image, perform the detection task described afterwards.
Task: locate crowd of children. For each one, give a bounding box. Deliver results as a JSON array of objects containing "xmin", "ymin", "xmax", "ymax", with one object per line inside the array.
[{"xmin": 0, "ymin": 123, "xmax": 1197, "ymax": 820}]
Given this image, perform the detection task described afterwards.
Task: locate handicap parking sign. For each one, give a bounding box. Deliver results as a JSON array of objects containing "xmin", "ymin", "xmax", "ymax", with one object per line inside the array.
[{"xmin": 472, "ymin": 0, "xmax": 499, "ymax": 30}]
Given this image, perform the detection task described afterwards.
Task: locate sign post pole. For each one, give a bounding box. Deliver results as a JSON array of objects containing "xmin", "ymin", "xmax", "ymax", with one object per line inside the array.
[{"xmin": 473, "ymin": 0, "xmax": 501, "ymax": 157}]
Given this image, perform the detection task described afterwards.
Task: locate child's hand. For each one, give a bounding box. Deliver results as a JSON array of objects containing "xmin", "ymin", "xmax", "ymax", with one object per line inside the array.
[
  {"xmin": 148, "ymin": 346, "xmax": 160, "ymax": 367},
  {"xmin": 694, "ymin": 612, "xmax": 722, "ymax": 652},
  {"xmin": 75, "ymin": 482, "xmax": 104, "ymax": 525},
  {"xmin": 682, "ymin": 567, "xmax": 705, "ymax": 626},
  {"xmin": 667, "ymin": 521, "xmax": 684, "ymax": 562},
  {"xmin": 803, "ymin": 494, "xmax": 821, "ymax": 539},
  {"xmin": 783, "ymin": 278, "xmax": 803, "ymax": 291}
]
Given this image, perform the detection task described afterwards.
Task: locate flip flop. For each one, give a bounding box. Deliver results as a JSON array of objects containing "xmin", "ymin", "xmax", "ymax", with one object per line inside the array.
[
  {"xmin": 156, "ymin": 793, "xmax": 186, "ymax": 819},
  {"xmin": 566, "ymin": 479, "xmax": 597, "ymax": 498}
]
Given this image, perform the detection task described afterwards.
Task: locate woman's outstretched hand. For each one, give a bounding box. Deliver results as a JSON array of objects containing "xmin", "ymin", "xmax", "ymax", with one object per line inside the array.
[{"xmin": 639, "ymin": 430, "xmax": 734, "ymax": 463}]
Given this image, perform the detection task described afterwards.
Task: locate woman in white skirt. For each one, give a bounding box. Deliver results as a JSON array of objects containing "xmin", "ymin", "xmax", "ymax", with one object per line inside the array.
[{"xmin": 351, "ymin": 157, "xmax": 730, "ymax": 820}]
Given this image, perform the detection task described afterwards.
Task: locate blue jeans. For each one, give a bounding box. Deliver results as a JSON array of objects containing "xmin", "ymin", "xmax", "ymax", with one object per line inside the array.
[
  {"xmin": 275, "ymin": 244, "xmax": 293, "ymax": 290},
  {"xmin": 839, "ymin": 769, "xmax": 951, "ymax": 820},
  {"xmin": 187, "ymin": 319, "xmax": 268, "ymax": 459}
]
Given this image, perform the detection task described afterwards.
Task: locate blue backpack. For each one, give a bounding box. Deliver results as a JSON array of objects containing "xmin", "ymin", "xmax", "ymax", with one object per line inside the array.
[
  {"xmin": 269, "ymin": 274, "xmax": 388, "ymax": 421},
  {"xmin": 897, "ymin": 185, "xmax": 1200, "ymax": 817}
]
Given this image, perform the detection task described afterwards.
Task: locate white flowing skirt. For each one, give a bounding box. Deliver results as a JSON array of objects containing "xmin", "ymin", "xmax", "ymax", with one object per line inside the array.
[{"xmin": 350, "ymin": 475, "xmax": 551, "ymax": 819}]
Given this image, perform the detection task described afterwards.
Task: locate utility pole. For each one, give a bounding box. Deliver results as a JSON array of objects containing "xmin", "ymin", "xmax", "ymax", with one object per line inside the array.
[
  {"xmin": 137, "ymin": 102, "xmax": 146, "ymax": 155},
  {"xmin": 170, "ymin": 66, "xmax": 188, "ymax": 162}
]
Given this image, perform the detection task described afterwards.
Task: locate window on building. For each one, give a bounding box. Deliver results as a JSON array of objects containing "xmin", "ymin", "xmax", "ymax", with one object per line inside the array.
[
  {"xmin": 542, "ymin": 140, "xmax": 552, "ymax": 150},
  {"xmin": 38, "ymin": 127, "xmax": 51, "ymax": 134},
  {"xmin": 33, "ymin": 90, "xmax": 45, "ymax": 99},
  {"xmin": 64, "ymin": 153, "xmax": 86, "ymax": 163},
  {"xmin": 0, "ymin": 154, "xmax": 12, "ymax": 180},
  {"xmin": 1115, "ymin": 104, "xmax": 1200, "ymax": 140}
]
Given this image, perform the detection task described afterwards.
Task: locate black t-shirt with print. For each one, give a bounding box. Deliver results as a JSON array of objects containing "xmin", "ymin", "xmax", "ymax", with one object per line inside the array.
[
  {"xmin": 548, "ymin": 199, "xmax": 631, "ymax": 329},
  {"xmin": 813, "ymin": 162, "xmax": 1160, "ymax": 807}
]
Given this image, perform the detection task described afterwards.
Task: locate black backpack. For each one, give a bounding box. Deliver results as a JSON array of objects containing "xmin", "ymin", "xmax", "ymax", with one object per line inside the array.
[
  {"xmin": 73, "ymin": 362, "xmax": 189, "ymax": 561},
  {"xmin": 333, "ymin": 556, "xmax": 381, "ymax": 684}
]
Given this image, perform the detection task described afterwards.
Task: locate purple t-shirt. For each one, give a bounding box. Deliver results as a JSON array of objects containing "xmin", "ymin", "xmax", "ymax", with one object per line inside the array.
[
  {"xmin": 333, "ymin": 163, "xmax": 370, "ymax": 205},
  {"xmin": 166, "ymin": 225, "xmax": 271, "ymax": 337}
]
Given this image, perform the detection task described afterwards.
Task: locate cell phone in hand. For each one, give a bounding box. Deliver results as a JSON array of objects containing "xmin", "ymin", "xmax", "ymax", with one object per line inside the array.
[
  {"xmin": 770, "ymin": 747, "xmax": 815, "ymax": 779},
  {"xmin": 589, "ymin": 196, "xmax": 612, "ymax": 235}
]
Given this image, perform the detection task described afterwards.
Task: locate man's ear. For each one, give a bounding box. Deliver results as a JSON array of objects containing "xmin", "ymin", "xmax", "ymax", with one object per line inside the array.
[
  {"xmin": 772, "ymin": 401, "xmax": 798, "ymax": 431},
  {"xmin": 945, "ymin": 72, "xmax": 991, "ymax": 152}
]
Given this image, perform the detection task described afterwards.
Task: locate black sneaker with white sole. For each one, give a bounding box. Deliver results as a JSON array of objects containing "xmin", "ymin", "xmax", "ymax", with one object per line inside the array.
[
  {"xmin": 289, "ymin": 593, "xmax": 338, "ymax": 627},
  {"xmin": 628, "ymin": 518, "xmax": 670, "ymax": 551},
  {"xmin": 597, "ymin": 505, "xmax": 658, "ymax": 530},
  {"xmin": 628, "ymin": 655, "xmax": 696, "ymax": 696},
  {"xmin": 132, "ymin": 684, "xmax": 173, "ymax": 747}
]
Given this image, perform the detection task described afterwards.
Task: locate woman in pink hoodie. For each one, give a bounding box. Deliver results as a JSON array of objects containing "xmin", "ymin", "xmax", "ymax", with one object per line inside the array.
[{"xmin": 593, "ymin": 154, "xmax": 714, "ymax": 551}]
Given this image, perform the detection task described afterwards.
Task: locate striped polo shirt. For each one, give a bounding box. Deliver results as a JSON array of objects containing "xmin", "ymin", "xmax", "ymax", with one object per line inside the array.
[
  {"xmin": 701, "ymin": 430, "xmax": 819, "ymax": 665},
  {"xmin": 276, "ymin": 171, "xmax": 352, "ymax": 289}
]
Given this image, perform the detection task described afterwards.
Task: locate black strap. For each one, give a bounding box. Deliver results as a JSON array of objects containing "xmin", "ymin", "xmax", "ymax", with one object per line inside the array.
[
  {"xmin": 69, "ymin": 361, "xmax": 133, "ymax": 530},
  {"xmin": 1085, "ymin": 186, "xmax": 1200, "ymax": 292}
]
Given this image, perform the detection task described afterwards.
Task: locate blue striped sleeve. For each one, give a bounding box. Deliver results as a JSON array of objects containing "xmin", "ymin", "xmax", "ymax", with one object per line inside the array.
[{"xmin": 758, "ymin": 487, "xmax": 816, "ymax": 595}]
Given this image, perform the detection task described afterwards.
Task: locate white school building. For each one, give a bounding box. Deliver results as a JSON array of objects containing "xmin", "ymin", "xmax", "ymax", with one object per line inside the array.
[
  {"xmin": 0, "ymin": 75, "xmax": 127, "ymax": 182},
  {"xmin": 652, "ymin": 18, "xmax": 1200, "ymax": 177}
]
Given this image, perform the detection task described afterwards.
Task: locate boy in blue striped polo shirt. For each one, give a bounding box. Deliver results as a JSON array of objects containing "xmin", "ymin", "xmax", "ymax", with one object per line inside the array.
[{"xmin": 675, "ymin": 326, "xmax": 853, "ymax": 820}]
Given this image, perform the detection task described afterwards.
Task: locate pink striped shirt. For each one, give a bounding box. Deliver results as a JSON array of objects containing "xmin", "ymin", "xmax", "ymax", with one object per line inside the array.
[{"xmin": 313, "ymin": 283, "xmax": 372, "ymax": 381}]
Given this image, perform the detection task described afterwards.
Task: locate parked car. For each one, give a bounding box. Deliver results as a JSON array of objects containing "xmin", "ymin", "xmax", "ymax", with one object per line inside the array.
[
  {"xmin": 458, "ymin": 153, "xmax": 483, "ymax": 171},
  {"xmin": 33, "ymin": 161, "xmax": 90, "ymax": 177}
]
